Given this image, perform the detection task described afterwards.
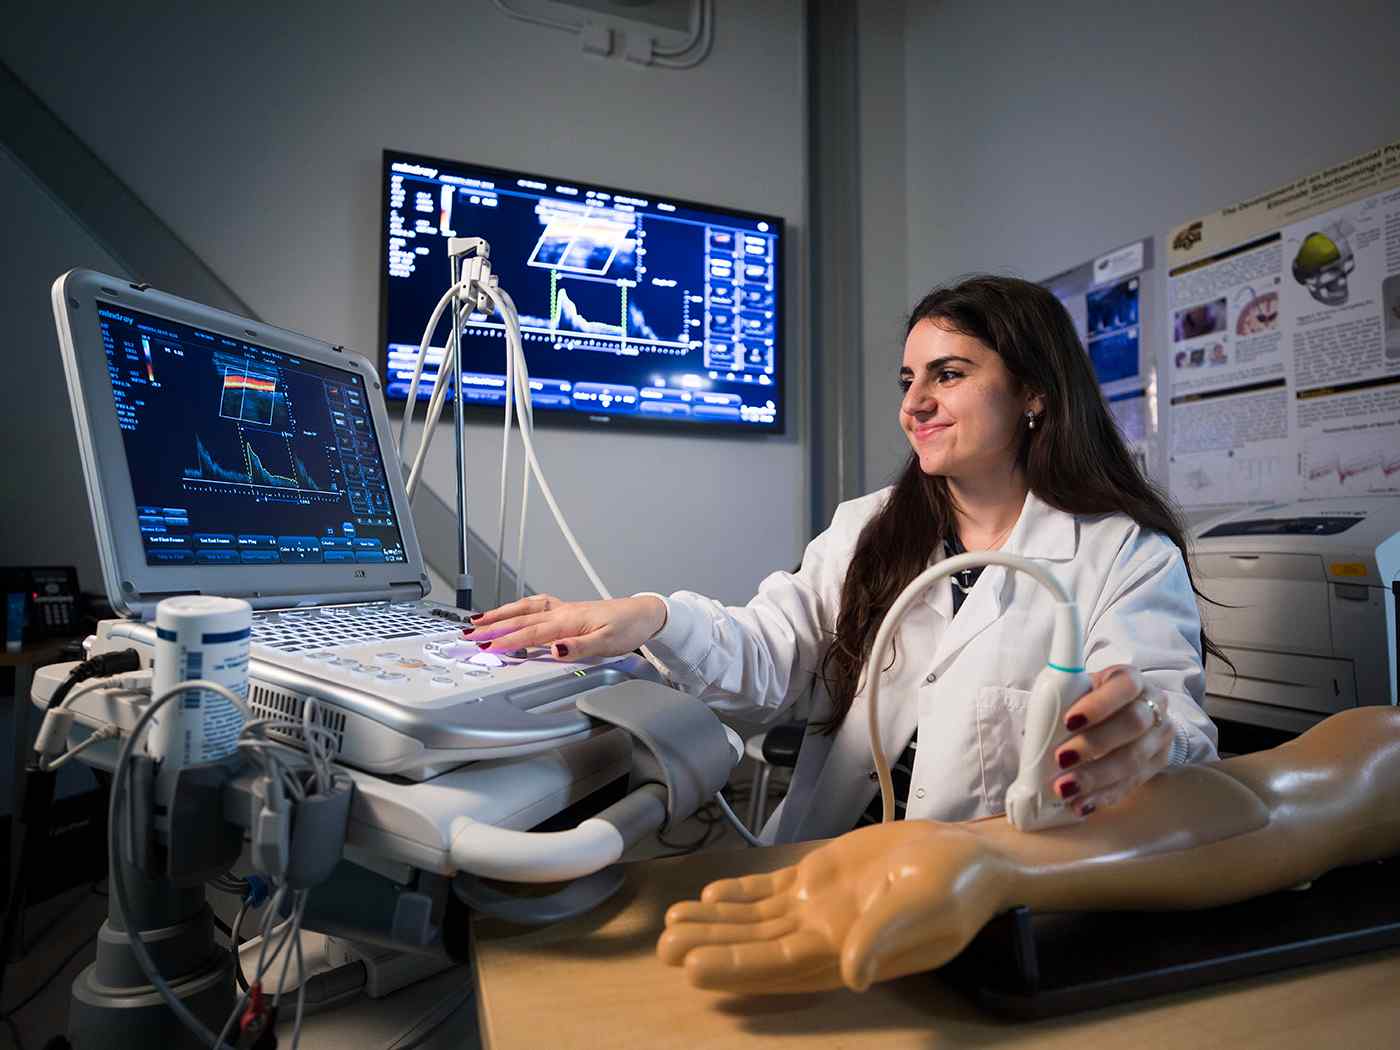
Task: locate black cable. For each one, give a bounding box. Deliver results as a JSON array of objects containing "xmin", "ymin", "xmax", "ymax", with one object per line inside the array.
[{"xmin": 38, "ymin": 649, "xmax": 143, "ymax": 719}]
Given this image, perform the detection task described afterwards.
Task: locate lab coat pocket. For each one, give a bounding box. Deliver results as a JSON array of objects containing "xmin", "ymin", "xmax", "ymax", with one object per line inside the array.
[{"xmin": 975, "ymin": 686, "xmax": 1032, "ymax": 815}]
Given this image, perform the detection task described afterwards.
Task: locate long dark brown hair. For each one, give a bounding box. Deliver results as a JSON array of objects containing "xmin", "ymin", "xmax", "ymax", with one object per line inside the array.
[{"xmin": 816, "ymin": 274, "xmax": 1225, "ymax": 733}]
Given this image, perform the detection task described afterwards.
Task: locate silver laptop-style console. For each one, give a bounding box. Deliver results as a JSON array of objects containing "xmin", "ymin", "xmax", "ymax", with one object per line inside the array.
[{"xmin": 52, "ymin": 269, "xmax": 636, "ymax": 779}]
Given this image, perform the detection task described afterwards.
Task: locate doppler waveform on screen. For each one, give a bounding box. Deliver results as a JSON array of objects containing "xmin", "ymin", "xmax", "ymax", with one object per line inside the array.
[
  {"xmin": 543, "ymin": 288, "xmax": 664, "ymax": 342},
  {"xmin": 494, "ymin": 280, "xmax": 692, "ymax": 358},
  {"xmin": 187, "ymin": 434, "xmax": 332, "ymax": 494}
]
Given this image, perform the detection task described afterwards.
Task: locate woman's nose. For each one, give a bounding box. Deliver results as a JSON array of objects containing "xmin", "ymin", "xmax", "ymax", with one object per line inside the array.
[{"xmin": 902, "ymin": 383, "xmax": 934, "ymax": 416}]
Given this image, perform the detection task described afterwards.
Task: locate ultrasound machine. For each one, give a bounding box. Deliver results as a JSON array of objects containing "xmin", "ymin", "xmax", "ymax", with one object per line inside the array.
[{"xmin": 28, "ymin": 267, "xmax": 745, "ymax": 1049}]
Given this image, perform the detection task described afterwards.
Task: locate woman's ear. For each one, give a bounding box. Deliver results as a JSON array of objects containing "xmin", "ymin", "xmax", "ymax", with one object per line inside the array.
[{"xmin": 1025, "ymin": 391, "xmax": 1046, "ymax": 416}]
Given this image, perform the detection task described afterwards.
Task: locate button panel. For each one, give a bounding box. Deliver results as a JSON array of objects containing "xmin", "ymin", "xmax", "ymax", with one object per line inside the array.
[{"xmin": 265, "ymin": 634, "xmax": 598, "ymax": 709}]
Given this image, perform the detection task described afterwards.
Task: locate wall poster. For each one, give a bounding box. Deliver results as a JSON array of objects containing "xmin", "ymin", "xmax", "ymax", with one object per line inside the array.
[
  {"xmin": 1043, "ymin": 238, "xmax": 1156, "ymax": 478},
  {"xmin": 1165, "ymin": 139, "xmax": 1400, "ymax": 505}
]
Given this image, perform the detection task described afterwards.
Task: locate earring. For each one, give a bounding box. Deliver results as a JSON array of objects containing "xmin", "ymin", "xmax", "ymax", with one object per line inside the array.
[{"xmin": 1026, "ymin": 410, "xmax": 1037, "ymax": 431}]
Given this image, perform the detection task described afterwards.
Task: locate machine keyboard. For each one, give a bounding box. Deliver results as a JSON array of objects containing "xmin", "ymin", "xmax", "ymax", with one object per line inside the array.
[
  {"xmin": 249, "ymin": 603, "xmax": 604, "ymax": 712},
  {"xmin": 253, "ymin": 603, "xmax": 459, "ymax": 653}
]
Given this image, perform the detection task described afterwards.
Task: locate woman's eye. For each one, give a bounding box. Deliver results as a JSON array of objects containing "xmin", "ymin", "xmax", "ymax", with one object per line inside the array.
[
  {"xmin": 936, "ymin": 370, "xmax": 963, "ymax": 384},
  {"xmin": 897, "ymin": 378, "xmax": 912, "ymax": 393}
]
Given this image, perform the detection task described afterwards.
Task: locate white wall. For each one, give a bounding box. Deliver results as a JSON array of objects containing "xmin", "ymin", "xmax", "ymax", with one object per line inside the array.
[
  {"xmin": 864, "ymin": 0, "xmax": 1400, "ymax": 489},
  {"xmin": 1, "ymin": 1, "xmax": 807, "ymax": 606}
]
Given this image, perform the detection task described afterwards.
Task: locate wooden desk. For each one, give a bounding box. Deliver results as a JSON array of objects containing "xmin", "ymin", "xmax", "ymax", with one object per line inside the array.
[{"xmin": 472, "ymin": 841, "xmax": 1400, "ymax": 1049}]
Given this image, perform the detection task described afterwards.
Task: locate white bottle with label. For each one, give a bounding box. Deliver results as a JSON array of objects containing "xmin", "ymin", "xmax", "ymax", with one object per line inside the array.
[{"xmin": 148, "ymin": 595, "xmax": 252, "ymax": 818}]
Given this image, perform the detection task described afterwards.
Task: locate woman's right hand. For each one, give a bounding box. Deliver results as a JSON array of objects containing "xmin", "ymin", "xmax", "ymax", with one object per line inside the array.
[{"xmin": 466, "ymin": 594, "xmax": 668, "ymax": 660}]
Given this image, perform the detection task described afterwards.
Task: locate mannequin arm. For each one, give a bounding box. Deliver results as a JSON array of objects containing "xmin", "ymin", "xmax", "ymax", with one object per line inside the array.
[{"xmin": 658, "ymin": 707, "xmax": 1400, "ymax": 993}]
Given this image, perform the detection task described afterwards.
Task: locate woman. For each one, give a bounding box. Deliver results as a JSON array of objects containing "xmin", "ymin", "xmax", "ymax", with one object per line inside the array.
[{"xmin": 468, "ymin": 275, "xmax": 1219, "ymax": 842}]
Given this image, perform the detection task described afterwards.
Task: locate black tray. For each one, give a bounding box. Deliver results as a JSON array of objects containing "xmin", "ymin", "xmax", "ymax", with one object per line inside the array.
[{"xmin": 939, "ymin": 856, "xmax": 1400, "ymax": 1019}]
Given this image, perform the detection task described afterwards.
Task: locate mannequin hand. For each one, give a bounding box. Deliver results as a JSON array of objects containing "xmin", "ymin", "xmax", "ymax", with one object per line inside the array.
[
  {"xmin": 657, "ymin": 822, "xmax": 1007, "ymax": 993},
  {"xmin": 1052, "ymin": 665, "xmax": 1174, "ymax": 817},
  {"xmin": 465, "ymin": 594, "xmax": 666, "ymax": 659}
]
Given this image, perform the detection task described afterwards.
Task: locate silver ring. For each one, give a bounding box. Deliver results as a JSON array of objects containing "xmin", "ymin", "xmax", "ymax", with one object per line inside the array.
[{"xmin": 1144, "ymin": 696, "xmax": 1163, "ymax": 730}]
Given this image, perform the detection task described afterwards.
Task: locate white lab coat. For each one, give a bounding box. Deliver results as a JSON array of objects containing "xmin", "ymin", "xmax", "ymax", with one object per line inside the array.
[{"xmin": 643, "ymin": 488, "xmax": 1218, "ymax": 844}]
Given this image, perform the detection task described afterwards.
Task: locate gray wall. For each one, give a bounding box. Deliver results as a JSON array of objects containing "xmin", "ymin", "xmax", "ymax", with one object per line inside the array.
[
  {"xmin": 864, "ymin": 0, "xmax": 1400, "ymax": 490},
  {"xmin": 1, "ymin": 1, "xmax": 807, "ymax": 607},
  {"xmin": 856, "ymin": 2, "xmax": 911, "ymax": 494},
  {"xmin": 0, "ymin": 148, "xmax": 118, "ymax": 588}
]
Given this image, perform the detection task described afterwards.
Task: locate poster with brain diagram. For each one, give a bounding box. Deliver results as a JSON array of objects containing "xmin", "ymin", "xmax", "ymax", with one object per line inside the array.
[{"xmin": 1164, "ymin": 139, "xmax": 1400, "ymax": 505}]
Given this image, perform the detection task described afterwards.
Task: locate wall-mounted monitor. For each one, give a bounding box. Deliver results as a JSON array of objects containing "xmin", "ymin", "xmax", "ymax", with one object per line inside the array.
[{"xmin": 379, "ymin": 149, "xmax": 785, "ymax": 434}]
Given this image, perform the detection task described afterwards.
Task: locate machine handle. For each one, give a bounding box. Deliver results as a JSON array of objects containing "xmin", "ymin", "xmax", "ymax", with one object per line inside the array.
[{"xmin": 448, "ymin": 783, "xmax": 668, "ymax": 882}]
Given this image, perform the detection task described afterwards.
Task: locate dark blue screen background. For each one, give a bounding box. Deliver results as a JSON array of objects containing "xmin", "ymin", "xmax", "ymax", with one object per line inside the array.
[
  {"xmin": 380, "ymin": 151, "xmax": 783, "ymax": 432},
  {"xmin": 96, "ymin": 302, "xmax": 408, "ymax": 568}
]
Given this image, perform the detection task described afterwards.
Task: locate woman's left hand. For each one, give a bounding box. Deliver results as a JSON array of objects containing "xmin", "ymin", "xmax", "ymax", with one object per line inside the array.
[{"xmin": 1051, "ymin": 665, "xmax": 1174, "ymax": 818}]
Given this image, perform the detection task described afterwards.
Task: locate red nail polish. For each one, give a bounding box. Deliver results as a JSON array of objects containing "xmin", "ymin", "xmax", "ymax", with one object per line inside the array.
[
  {"xmin": 1058, "ymin": 779, "xmax": 1080, "ymax": 799},
  {"xmin": 556, "ymin": 644, "xmax": 570, "ymax": 658},
  {"xmin": 1078, "ymin": 801, "xmax": 1096, "ymax": 818},
  {"xmin": 461, "ymin": 626, "xmax": 474, "ymax": 635},
  {"xmin": 1065, "ymin": 713, "xmax": 1087, "ymax": 732},
  {"xmin": 1057, "ymin": 749, "xmax": 1080, "ymax": 770},
  {"xmin": 477, "ymin": 640, "xmax": 492, "ymax": 650},
  {"xmin": 469, "ymin": 613, "xmax": 484, "ymax": 621}
]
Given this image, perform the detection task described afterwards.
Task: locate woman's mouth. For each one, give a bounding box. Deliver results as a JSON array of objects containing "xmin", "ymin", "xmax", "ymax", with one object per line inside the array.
[{"xmin": 913, "ymin": 421, "xmax": 952, "ymax": 442}]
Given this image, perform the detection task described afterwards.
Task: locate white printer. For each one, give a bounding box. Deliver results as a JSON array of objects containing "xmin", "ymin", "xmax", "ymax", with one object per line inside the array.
[{"xmin": 1190, "ymin": 498, "xmax": 1400, "ymax": 734}]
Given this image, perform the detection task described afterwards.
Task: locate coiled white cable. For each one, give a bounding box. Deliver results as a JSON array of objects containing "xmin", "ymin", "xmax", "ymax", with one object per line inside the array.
[
  {"xmin": 489, "ymin": 285, "xmax": 673, "ymax": 679},
  {"xmin": 485, "ymin": 284, "xmax": 612, "ymax": 600},
  {"xmin": 395, "ymin": 267, "xmax": 672, "ymax": 678},
  {"xmin": 397, "ymin": 283, "xmax": 460, "ymax": 465},
  {"xmin": 864, "ymin": 552, "xmax": 1082, "ymax": 824}
]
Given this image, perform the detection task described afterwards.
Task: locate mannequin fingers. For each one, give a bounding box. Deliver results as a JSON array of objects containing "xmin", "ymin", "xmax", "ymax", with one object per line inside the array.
[
  {"xmin": 681, "ymin": 930, "xmax": 833, "ymax": 989},
  {"xmin": 846, "ymin": 938, "xmax": 964, "ymax": 990},
  {"xmin": 470, "ymin": 593, "xmax": 557, "ymax": 625},
  {"xmin": 700, "ymin": 867, "xmax": 797, "ymax": 904},
  {"xmin": 665, "ymin": 895, "xmax": 790, "ymax": 926},
  {"xmin": 840, "ymin": 878, "xmax": 957, "ymax": 991},
  {"xmin": 657, "ymin": 914, "xmax": 801, "ymax": 966}
]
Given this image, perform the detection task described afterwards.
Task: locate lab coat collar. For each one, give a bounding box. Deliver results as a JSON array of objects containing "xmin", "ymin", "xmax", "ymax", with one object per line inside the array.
[{"xmin": 1003, "ymin": 490, "xmax": 1078, "ymax": 562}]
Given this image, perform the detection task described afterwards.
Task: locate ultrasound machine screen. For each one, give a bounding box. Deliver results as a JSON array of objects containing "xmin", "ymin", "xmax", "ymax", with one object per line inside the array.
[
  {"xmin": 96, "ymin": 302, "xmax": 410, "ymax": 568},
  {"xmin": 379, "ymin": 149, "xmax": 784, "ymax": 433}
]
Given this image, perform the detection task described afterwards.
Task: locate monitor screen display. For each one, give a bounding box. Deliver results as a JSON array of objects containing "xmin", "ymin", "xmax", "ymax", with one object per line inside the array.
[
  {"xmin": 379, "ymin": 149, "xmax": 784, "ymax": 433},
  {"xmin": 95, "ymin": 301, "xmax": 409, "ymax": 567}
]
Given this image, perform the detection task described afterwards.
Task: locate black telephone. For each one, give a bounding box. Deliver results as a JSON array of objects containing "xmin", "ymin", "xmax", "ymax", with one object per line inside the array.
[{"xmin": 1, "ymin": 566, "xmax": 82, "ymax": 643}]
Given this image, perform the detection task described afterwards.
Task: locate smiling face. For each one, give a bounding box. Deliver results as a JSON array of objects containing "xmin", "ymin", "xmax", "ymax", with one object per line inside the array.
[{"xmin": 899, "ymin": 319, "xmax": 1042, "ymax": 479}]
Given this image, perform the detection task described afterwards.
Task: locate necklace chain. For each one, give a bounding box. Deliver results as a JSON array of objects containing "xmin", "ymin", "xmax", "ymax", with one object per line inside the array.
[{"xmin": 948, "ymin": 520, "xmax": 1015, "ymax": 592}]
